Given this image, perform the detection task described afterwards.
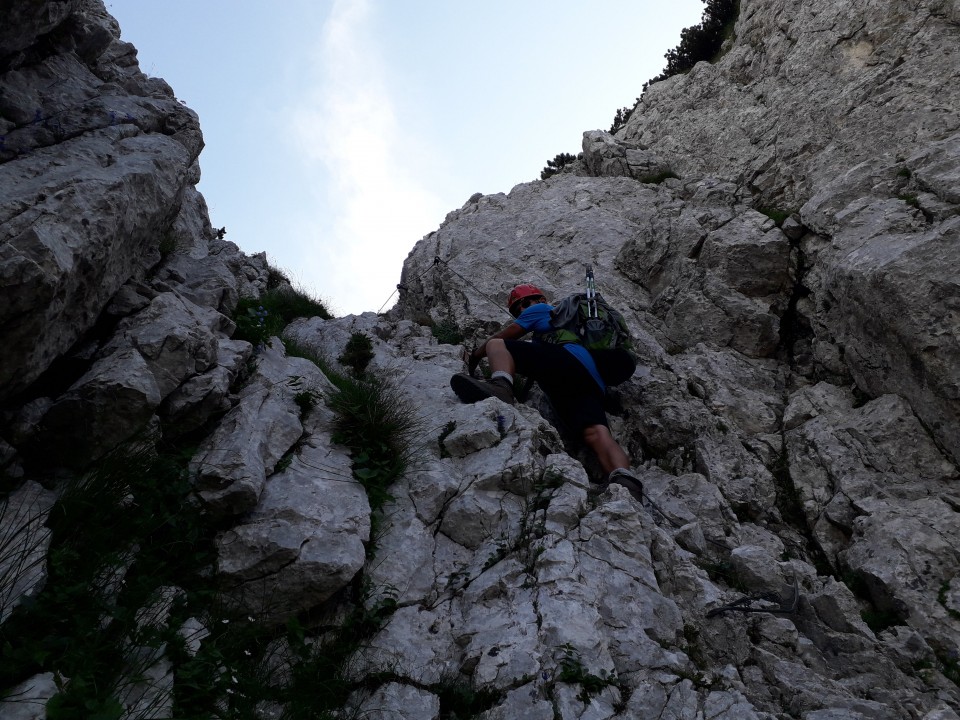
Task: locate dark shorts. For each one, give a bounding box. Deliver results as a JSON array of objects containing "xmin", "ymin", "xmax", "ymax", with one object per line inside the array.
[{"xmin": 504, "ymin": 340, "xmax": 607, "ymax": 433}]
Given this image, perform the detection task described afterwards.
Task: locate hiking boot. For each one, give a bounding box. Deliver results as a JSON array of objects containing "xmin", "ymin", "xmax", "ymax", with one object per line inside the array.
[
  {"xmin": 450, "ymin": 374, "xmax": 515, "ymax": 405},
  {"xmin": 606, "ymin": 468, "xmax": 643, "ymax": 502}
]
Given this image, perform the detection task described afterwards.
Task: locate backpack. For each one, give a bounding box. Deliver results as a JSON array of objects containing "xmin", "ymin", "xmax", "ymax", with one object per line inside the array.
[{"xmin": 545, "ymin": 292, "xmax": 638, "ymax": 385}]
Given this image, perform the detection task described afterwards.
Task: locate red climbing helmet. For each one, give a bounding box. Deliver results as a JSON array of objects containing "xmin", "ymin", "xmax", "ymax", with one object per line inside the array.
[{"xmin": 507, "ymin": 283, "xmax": 545, "ymax": 316}]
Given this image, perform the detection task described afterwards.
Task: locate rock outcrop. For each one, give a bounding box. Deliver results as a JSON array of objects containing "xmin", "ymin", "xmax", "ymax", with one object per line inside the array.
[
  {"xmin": 618, "ymin": 0, "xmax": 960, "ymax": 209},
  {"xmin": 1, "ymin": 0, "xmax": 959, "ymax": 718}
]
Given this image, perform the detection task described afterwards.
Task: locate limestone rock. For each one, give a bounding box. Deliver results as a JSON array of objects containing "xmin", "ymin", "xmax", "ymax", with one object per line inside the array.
[
  {"xmin": 620, "ymin": 0, "xmax": 960, "ymax": 209},
  {"xmin": 215, "ymin": 401, "xmax": 368, "ymax": 623},
  {"xmin": 345, "ymin": 682, "xmax": 440, "ymax": 720},
  {"xmin": 581, "ymin": 129, "xmax": 674, "ymax": 182},
  {"xmin": 0, "ymin": 0, "xmax": 205, "ymax": 401},
  {"xmin": 190, "ymin": 341, "xmax": 322, "ymax": 517},
  {"xmin": 2, "ymin": 0, "xmax": 960, "ymax": 718},
  {"xmin": 0, "ymin": 672, "xmax": 58, "ymax": 720},
  {"xmin": 38, "ymin": 291, "xmax": 230, "ymax": 466}
]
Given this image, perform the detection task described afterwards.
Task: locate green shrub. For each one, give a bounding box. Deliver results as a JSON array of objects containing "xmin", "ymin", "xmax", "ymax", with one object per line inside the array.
[
  {"xmin": 645, "ymin": 0, "xmax": 740, "ymax": 90},
  {"xmin": 338, "ymin": 332, "xmax": 375, "ymax": 377},
  {"xmin": 609, "ymin": 104, "xmax": 637, "ymax": 134},
  {"xmin": 540, "ymin": 152, "xmax": 578, "ymax": 180},
  {"xmin": 0, "ymin": 415, "xmax": 415, "ymax": 717},
  {"xmin": 898, "ymin": 193, "xmax": 920, "ymax": 208},
  {"xmin": 431, "ymin": 318, "xmax": 464, "ymax": 346}
]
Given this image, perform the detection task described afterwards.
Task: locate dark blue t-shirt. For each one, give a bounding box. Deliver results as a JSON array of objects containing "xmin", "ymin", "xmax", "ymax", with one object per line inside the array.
[{"xmin": 514, "ymin": 303, "xmax": 605, "ymax": 391}]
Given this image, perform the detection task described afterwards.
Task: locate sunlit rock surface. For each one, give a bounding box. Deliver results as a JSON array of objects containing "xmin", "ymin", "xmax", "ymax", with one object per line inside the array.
[{"xmin": 1, "ymin": 0, "xmax": 959, "ymax": 717}]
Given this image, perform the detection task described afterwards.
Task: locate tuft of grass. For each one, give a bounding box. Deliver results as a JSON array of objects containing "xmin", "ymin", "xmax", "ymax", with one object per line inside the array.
[
  {"xmin": 282, "ymin": 336, "xmax": 420, "ymax": 555},
  {"xmin": 699, "ymin": 558, "xmax": 748, "ymax": 593},
  {"xmin": 233, "ymin": 285, "xmax": 332, "ymax": 346},
  {"xmin": 158, "ymin": 230, "xmax": 179, "ymax": 259},
  {"xmin": 294, "ymin": 389, "xmax": 320, "ymax": 415},
  {"xmin": 280, "ymin": 582, "xmax": 399, "ymax": 719},
  {"xmin": 169, "ymin": 582, "xmax": 400, "ymax": 719},
  {"xmin": 329, "ymin": 374, "xmax": 420, "ymax": 515}
]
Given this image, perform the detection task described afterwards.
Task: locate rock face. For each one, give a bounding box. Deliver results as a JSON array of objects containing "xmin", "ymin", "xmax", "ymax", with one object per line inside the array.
[
  {"xmin": 1, "ymin": 0, "xmax": 959, "ymax": 719},
  {"xmin": 618, "ymin": 0, "xmax": 960, "ymax": 209}
]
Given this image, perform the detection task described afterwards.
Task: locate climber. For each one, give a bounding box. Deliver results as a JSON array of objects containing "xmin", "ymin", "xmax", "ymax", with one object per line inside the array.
[{"xmin": 450, "ymin": 283, "xmax": 643, "ymax": 499}]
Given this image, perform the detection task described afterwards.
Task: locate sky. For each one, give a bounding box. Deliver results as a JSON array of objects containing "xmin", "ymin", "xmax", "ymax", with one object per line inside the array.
[{"xmin": 106, "ymin": 1, "xmax": 705, "ymax": 315}]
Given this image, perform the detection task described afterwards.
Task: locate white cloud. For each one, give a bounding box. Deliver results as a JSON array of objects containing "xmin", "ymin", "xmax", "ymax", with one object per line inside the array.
[{"xmin": 289, "ymin": 0, "xmax": 447, "ymax": 315}]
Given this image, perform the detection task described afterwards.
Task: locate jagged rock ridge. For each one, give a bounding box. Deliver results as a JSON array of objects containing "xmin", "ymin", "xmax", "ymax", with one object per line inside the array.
[{"xmin": 1, "ymin": 0, "xmax": 959, "ymax": 718}]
